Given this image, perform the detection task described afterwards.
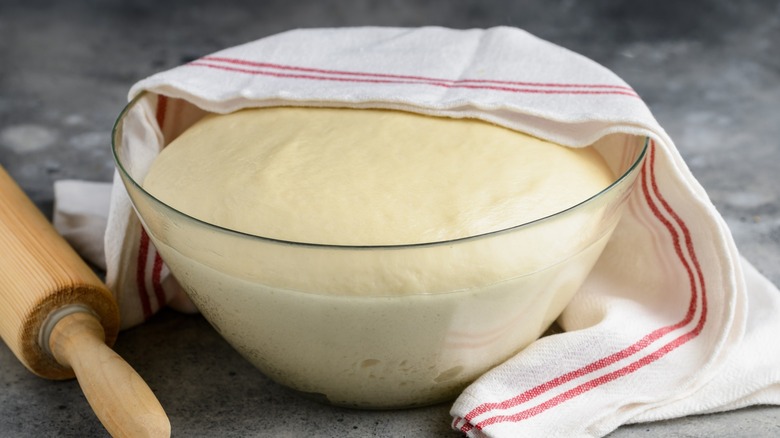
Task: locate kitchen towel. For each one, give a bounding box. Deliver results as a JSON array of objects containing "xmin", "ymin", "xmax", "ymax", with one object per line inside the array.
[{"xmin": 57, "ymin": 27, "xmax": 780, "ymax": 437}]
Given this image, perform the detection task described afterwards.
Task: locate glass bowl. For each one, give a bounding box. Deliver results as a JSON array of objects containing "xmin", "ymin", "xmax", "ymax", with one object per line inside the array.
[{"xmin": 112, "ymin": 94, "xmax": 647, "ymax": 409}]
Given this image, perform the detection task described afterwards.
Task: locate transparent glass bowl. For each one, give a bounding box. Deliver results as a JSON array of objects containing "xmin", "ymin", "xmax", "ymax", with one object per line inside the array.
[{"xmin": 113, "ymin": 94, "xmax": 647, "ymax": 409}]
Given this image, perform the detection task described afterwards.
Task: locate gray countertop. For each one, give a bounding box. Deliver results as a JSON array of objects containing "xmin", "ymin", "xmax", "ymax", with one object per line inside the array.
[{"xmin": 1, "ymin": 1, "xmax": 779, "ymax": 436}]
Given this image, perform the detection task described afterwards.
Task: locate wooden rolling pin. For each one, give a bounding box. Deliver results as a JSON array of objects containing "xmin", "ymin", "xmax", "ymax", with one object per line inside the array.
[{"xmin": 0, "ymin": 165, "xmax": 170, "ymax": 437}]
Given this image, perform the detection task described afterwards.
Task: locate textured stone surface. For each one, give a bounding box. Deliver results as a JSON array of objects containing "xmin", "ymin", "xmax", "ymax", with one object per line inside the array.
[{"xmin": 1, "ymin": 0, "xmax": 779, "ymax": 436}]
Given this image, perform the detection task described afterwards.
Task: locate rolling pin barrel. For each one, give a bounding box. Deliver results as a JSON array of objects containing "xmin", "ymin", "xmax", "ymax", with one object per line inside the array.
[
  {"xmin": 0, "ymin": 165, "xmax": 170, "ymax": 437},
  {"xmin": 0, "ymin": 165, "xmax": 118, "ymax": 378}
]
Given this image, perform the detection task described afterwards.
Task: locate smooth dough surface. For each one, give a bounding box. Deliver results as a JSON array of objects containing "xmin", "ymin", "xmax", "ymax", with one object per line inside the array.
[{"xmin": 143, "ymin": 107, "xmax": 614, "ymax": 246}]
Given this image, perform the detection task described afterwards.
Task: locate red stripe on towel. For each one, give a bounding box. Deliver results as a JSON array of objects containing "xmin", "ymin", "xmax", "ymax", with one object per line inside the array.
[
  {"xmin": 136, "ymin": 227, "xmax": 153, "ymax": 319},
  {"xmin": 155, "ymin": 95, "xmax": 168, "ymax": 136},
  {"xmin": 187, "ymin": 61, "xmax": 640, "ymax": 98},
  {"xmin": 151, "ymin": 252, "xmax": 166, "ymax": 310},
  {"xmin": 202, "ymin": 56, "xmax": 636, "ymax": 92}
]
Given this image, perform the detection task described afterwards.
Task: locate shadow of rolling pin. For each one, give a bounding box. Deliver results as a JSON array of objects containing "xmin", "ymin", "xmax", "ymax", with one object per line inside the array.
[{"xmin": 0, "ymin": 165, "xmax": 170, "ymax": 437}]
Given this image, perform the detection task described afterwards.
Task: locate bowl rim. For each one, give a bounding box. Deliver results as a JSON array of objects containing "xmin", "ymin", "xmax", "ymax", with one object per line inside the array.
[{"xmin": 112, "ymin": 93, "xmax": 648, "ymax": 250}]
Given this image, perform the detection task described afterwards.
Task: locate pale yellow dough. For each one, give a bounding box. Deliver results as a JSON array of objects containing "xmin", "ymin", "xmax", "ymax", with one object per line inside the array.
[
  {"xmin": 139, "ymin": 106, "xmax": 626, "ymax": 407},
  {"xmin": 143, "ymin": 107, "xmax": 614, "ymax": 246}
]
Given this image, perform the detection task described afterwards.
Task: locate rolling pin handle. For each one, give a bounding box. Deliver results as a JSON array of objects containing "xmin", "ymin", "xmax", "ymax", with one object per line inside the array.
[{"xmin": 44, "ymin": 308, "xmax": 171, "ymax": 438}]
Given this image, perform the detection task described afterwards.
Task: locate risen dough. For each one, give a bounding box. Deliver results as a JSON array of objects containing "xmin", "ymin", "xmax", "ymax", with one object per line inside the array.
[
  {"xmin": 138, "ymin": 106, "xmax": 626, "ymax": 408},
  {"xmin": 143, "ymin": 106, "xmax": 614, "ymax": 246}
]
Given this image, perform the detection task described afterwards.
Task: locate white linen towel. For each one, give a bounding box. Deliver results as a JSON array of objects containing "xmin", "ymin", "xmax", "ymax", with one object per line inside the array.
[{"xmin": 55, "ymin": 27, "xmax": 780, "ymax": 437}]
